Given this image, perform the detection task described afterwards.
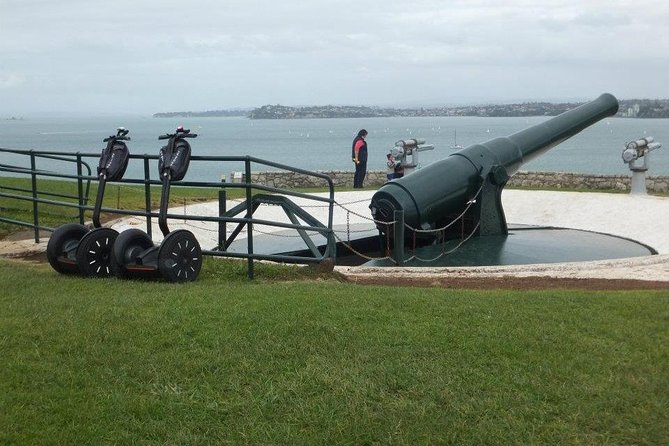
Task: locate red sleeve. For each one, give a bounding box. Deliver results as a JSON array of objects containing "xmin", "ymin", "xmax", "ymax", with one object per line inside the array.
[{"xmin": 354, "ymin": 140, "xmax": 364, "ymax": 156}]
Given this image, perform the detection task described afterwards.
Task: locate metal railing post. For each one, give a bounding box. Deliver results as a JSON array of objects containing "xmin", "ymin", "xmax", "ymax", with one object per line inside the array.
[
  {"xmin": 245, "ymin": 157, "xmax": 254, "ymax": 279},
  {"xmin": 218, "ymin": 188, "xmax": 226, "ymax": 250},
  {"xmin": 143, "ymin": 157, "xmax": 152, "ymax": 239},
  {"xmin": 393, "ymin": 210, "xmax": 405, "ymax": 265},
  {"xmin": 326, "ymin": 181, "xmax": 336, "ymax": 262},
  {"xmin": 29, "ymin": 151, "xmax": 40, "ymax": 242},
  {"xmin": 76, "ymin": 153, "xmax": 85, "ymax": 225}
]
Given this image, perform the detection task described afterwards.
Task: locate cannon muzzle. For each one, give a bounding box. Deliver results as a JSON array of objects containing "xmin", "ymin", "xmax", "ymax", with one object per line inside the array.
[{"xmin": 370, "ymin": 93, "xmax": 619, "ymax": 238}]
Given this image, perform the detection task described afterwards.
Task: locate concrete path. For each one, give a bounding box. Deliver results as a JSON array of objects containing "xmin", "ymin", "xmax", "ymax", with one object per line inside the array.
[
  {"xmin": 108, "ymin": 189, "xmax": 669, "ymax": 282},
  {"xmin": 4, "ymin": 189, "xmax": 668, "ymax": 282},
  {"xmin": 111, "ymin": 189, "xmax": 669, "ymax": 254}
]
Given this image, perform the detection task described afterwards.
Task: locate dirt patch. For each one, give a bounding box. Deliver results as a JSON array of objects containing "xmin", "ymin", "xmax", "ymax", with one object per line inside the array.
[
  {"xmin": 2, "ymin": 229, "xmax": 51, "ymax": 242},
  {"xmin": 0, "ymin": 228, "xmax": 50, "ymax": 266},
  {"xmin": 11, "ymin": 251, "xmax": 48, "ymax": 263},
  {"xmin": 342, "ymin": 274, "xmax": 669, "ymax": 290}
]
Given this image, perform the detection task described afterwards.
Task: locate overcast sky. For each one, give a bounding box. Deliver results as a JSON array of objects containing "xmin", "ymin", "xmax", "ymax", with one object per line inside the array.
[{"xmin": 1, "ymin": 0, "xmax": 668, "ymax": 115}]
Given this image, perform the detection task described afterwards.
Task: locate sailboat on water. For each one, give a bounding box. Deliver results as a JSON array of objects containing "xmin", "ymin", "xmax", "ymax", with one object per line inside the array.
[{"xmin": 450, "ymin": 129, "xmax": 464, "ymax": 150}]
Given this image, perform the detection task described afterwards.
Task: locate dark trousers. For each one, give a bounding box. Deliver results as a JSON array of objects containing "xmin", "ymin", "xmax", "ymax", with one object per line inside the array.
[{"xmin": 353, "ymin": 160, "xmax": 367, "ymax": 188}]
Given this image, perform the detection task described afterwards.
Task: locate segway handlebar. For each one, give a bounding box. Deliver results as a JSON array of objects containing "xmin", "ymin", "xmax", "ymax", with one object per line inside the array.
[
  {"xmin": 158, "ymin": 127, "xmax": 198, "ymax": 140},
  {"xmin": 103, "ymin": 127, "xmax": 131, "ymax": 142}
]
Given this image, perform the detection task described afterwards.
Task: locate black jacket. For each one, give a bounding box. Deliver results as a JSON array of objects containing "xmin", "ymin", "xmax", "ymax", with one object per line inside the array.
[{"xmin": 351, "ymin": 136, "xmax": 368, "ymax": 162}]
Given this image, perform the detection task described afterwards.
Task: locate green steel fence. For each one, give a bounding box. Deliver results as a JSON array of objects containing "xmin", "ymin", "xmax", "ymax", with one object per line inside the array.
[{"xmin": 0, "ymin": 148, "xmax": 336, "ymax": 279}]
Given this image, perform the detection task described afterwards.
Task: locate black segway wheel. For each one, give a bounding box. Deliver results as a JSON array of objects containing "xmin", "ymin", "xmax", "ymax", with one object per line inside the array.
[
  {"xmin": 158, "ymin": 230, "xmax": 202, "ymax": 283},
  {"xmin": 75, "ymin": 228, "xmax": 119, "ymax": 278},
  {"xmin": 111, "ymin": 229, "xmax": 155, "ymax": 279},
  {"xmin": 47, "ymin": 223, "xmax": 89, "ymax": 274}
]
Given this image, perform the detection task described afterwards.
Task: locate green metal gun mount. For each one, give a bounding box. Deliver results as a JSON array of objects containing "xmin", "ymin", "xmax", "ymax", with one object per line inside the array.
[{"xmin": 369, "ymin": 93, "xmax": 619, "ymax": 244}]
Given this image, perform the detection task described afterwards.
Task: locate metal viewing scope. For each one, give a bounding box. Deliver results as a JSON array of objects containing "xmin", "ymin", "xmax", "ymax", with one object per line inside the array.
[
  {"xmin": 395, "ymin": 138, "xmax": 431, "ymax": 149},
  {"xmin": 621, "ymin": 136, "xmax": 662, "ymax": 195},
  {"xmin": 390, "ymin": 138, "xmax": 434, "ymax": 174},
  {"xmin": 622, "ymin": 137, "xmax": 662, "ymax": 163}
]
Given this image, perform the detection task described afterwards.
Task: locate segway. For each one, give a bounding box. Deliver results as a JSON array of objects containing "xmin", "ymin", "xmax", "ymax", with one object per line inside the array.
[
  {"xmin": 47, "ymin": 128, "xmax": 130, "ymax": 277},
  {"xmin": 111, "ymin": 127, "xmax": 202, "ymax": 283}
]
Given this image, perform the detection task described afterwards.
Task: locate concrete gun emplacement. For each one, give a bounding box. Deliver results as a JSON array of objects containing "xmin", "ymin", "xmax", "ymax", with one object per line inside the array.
[{"xmin": 369, "ymin": 93, "xmax": 620, "ymax": 243}]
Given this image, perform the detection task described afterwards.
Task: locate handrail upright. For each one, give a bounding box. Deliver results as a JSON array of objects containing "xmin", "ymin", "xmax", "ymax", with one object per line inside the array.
[
  {"xmin": 76, "ymin": 153, "xmax": 85, "ymax": 225},
  {"xmin": 245, "ymin": 156, "xmax": 254, "ymax": 280},
  {"xmin": 143, "ymin": 157, "xmax": 152, "ymax": 239},
  {"xmin": 30, "ymin": 151, "xmax": 39, "ymax": 242}
]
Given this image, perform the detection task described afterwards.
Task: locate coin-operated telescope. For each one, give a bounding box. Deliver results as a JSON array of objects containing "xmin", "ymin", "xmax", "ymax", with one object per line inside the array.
[
  {"xmin": 370, "ymin": 93, "xmax": 619, "ymax": 245},
  {"xmin": 390, "ymin": 139, "xmax": 434, "ymax": 176},
  {"xmin": 622, "ymin": 137, "xmax": 662, "ymax": 195}
]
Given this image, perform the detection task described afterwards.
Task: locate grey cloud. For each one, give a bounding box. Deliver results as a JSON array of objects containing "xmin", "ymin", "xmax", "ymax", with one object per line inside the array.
[{"xmin": 0, "ymin": 0, "xmax": 667, "ymax": 114}]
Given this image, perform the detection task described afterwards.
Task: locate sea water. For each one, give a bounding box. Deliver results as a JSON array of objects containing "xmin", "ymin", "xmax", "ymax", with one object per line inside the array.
[{"xmin": 1, "ymin": 115, "xmax": 667, "ymax": 182}]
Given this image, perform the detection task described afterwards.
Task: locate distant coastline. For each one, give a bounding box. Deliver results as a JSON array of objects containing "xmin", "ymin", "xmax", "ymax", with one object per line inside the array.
[
  {"xmin": 153, "ymin": 110, "xmax": 249, "ymax": 118},
  {"xmin": 153, "ymin": 99, "xmax": 669, "ymax": 119}
]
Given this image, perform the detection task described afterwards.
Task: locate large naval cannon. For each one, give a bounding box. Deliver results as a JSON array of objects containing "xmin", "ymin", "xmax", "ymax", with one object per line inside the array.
[{"xmin": 370, "ymin": 93, "xmax": 620, "ymax": 244}]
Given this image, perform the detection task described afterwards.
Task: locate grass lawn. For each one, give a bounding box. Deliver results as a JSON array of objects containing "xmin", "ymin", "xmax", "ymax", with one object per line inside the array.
[{"xmin": 1, "ymin": 258, "xmax": 668, "ymax": 445}]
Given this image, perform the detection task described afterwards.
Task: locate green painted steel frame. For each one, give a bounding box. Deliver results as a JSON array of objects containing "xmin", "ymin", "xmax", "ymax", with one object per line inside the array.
[{"xmin": 0, "ymin": 149, "xmax": 336, "ymax": 280}]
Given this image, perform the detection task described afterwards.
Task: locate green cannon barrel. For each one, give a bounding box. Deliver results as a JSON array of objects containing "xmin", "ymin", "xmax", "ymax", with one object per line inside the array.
[{"xmin": 370, "ymin": 93, "xmax": 619, "ymax": 231}]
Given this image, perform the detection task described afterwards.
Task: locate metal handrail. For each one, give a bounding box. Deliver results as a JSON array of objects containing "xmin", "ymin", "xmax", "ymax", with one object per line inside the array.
[
  {"xmin": 0, "ymin": 149, "xmax": 93, "ymax": 240},
  {"xmin": 0, "ymin": 148, "xmax": 336, "ymax": 279}
]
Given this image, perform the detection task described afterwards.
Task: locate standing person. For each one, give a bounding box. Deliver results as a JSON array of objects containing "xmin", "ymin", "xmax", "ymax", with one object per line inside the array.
[
  {"xmin": 393, "ymin": 159, "xmax": 404, "ymax": 179},
  {"xmin": 386, "ymin": 152, "xmax": 396, "ymax": 181},
  {"xmin": 351, "ymin": 129, "xmax": 368, "ymax": 188}
]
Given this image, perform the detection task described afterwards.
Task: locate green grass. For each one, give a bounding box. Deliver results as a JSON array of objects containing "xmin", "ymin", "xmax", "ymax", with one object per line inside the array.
[{"xmin": 1, "ymin": 258, "xmax": 668, "ymax": 445}]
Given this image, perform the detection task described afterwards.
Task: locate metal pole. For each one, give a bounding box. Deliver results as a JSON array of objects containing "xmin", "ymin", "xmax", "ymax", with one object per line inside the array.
[
  {"xmin": 76, "ymin": 153, "xmax": 84, "ymax": 225},
  {"xmin": 29, "ymin": 152, "xmax": 39, "ymax": 242},
  {"xmin": 218, "ymin": 188, "xmax": 227, "ymax": 250},
  {"xmin": 326, "ymin": 179, "xmax": 336, "ymax": 263},
  {"xmin": 245, "ymin": 157, "xmax": 254, "ymax": 279},
  {"xmin": 393, "ymin": 210, "xmax": 405, "ymax": 265},
  {"xmin": 143, "ymin": 157, "xmax": 152, "ymax": 239}
]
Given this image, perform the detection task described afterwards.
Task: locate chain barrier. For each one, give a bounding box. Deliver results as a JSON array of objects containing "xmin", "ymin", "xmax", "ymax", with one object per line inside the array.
[
  {"xmin": 332, "ymin": 231, "xmax": 395, "ymax": 262},
  {"xmin": 404, "ymin": 183, "xmax": 483, "ymax": 234},
  {"xmin": 404, "ymin": 221, "xmax": 481, "ymax": 263},
  {"xmin": 222, "ymin": 196, "xmax": 389, "ymax": 225},
  {"xmin": 334, "ymin": 201, "xmax": 394, "ymax": 226},
  {"xmin": 183, "ymin": 185, "xmax": 483, "ymax": 263},
  {"xmin": 396, "ymin": 184, "xmax": 483, "ymax": 262},
  {"xmin": 195, "ymin": 195, "xmax": 395, "ymax": 262},
  {"xmin": 300, "ymin": 196, "xmax": 371, "ymax": 208}
]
